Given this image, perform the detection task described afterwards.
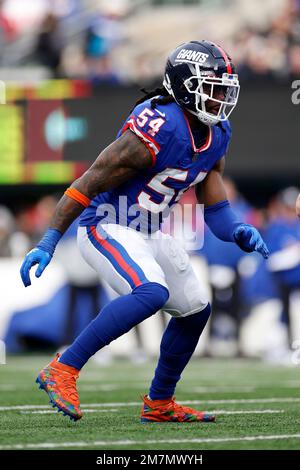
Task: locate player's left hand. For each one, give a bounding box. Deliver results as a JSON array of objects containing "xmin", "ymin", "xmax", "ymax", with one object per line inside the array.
[
  {"xmin": 20, "ymin": 248, "xmax": 52, "ymax": 287},
  {"xmin": 233, "ymin": 224, "xmax": 269, "ymax": 259}
]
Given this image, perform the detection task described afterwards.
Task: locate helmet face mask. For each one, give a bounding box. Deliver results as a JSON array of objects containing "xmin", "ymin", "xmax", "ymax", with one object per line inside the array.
[
  {"xmin": 183, "ymin": 67, "xmax": 240, "ymax": 125},
  {"xmin": 163, "ymin": 40, "xmax": 240, "ymax": 126}
]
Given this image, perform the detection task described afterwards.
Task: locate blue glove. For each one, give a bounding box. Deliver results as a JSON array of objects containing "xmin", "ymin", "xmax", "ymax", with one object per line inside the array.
[
  {"xmin": 20, "ymin": 248, "xmax": 53, "ymax": 287},
  {"xmin": 233, "ymin": 224, "xmax": 269, "ymax": 259},
  {"xmin": 20, "ymin": 228, "xmax": 62, "ymax": 287}
]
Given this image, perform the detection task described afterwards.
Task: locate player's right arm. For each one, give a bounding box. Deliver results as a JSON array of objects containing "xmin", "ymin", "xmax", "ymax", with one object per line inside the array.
[
  {"xmin": 20, "ymin": 130, "xmax": 153, "ymax": 287},
  {"xmin": 50, "ymin": 130, "xmax": 153, "ymax": 232}
]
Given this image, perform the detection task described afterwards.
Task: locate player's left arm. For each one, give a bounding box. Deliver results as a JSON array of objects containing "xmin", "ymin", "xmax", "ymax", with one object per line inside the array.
[{"xmin": 195, "ymin": 157, "xmax": 269, "ymax": 259}]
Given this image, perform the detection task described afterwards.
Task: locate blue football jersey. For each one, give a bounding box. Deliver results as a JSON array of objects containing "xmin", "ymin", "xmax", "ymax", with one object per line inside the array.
[{"xmin": 79, "ymin": 98, "xmax": 232, "ymax": 232}]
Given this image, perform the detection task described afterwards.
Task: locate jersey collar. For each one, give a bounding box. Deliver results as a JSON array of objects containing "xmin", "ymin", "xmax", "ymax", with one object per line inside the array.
[{"xmin": 183, "ymin": 111, "xmax": 213, "ymax": 153}]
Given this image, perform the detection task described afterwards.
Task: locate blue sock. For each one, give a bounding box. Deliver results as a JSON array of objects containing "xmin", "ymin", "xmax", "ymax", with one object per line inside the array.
[
  {"xmin": 149, "ymin": 303, "xmax": 211, "ymax": 400},
  {"xmin": 60, "ymin": 282, "xmax": 169, "ymax": 370}
]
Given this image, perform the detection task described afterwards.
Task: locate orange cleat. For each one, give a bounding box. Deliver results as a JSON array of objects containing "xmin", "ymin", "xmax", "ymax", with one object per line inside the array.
[
  {"xmin": 141, "ymin": 395, "xmax": 215, "ymax": 423},
  {"xmin": 36, "ymin": 353, "xmax": 82, "ymax": 421}
]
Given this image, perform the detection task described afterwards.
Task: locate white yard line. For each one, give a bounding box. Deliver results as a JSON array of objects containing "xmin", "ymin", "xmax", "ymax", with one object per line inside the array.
[
  {"xmin": 1, "ymin": 383, "xmax": 299, "ymax": 392},
  {"xmin": 79, "ymin": 384, "xmax": 146, "ymax": 391},
  {"xmin": 0, "ymin": 385, "xmax": 19, "ymax": 391},
  {"xmin": 191, "ymin": 386, "xmax": 256, "ymax": 393},
  {"xmin": 80, "ymin": 385, "xmax": 257, "ymax": 392},
  {"xmin": 0, "ymin": 397, "xmax": 300, "ymax": 411},
  {"xmin": 20, "ymin": 409, "xmax": 119, "ymax": 414},
  {"xmin": 18, "ymin": 409, "xmax": 284, "ymax": 416},
  {"xmin": 207, "ymin": 409, "xmax": 284, "ymax": 415},
  {"xmin": 1, "ymin": 434, "xmax": 300, "ymax": 450}
]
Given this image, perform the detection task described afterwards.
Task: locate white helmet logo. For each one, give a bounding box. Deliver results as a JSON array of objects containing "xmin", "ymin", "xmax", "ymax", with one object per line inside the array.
[{"xmin": 175, "ymin": 49, "xmax": 209, "ymax": 65}]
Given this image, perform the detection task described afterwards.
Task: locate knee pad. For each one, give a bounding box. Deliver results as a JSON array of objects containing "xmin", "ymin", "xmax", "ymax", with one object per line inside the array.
[
  {"xmin": 133, "ymin": 282, "xmax": 169, "ymax": 312},
  {"xmin": 181, "ymin": 303, "xmax": 211, "ymax": 327},
  {"xmin": 164, "ymin": 296, "xmax": 209, "ymax": 319}
]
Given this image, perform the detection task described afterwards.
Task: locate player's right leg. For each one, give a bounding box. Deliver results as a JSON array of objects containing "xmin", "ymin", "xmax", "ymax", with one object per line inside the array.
[{"xmin": 36, "ymin": 224, "xmax": 169, "ymax": 420}]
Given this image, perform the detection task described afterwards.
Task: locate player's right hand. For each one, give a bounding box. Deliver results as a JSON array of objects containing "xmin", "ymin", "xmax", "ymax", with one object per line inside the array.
[{"xmin": 20, "ymin": 248, "xmax": 52, "ymax": 287}]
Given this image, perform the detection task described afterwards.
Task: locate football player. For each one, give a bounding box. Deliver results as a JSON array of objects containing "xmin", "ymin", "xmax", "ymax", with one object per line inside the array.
[{"xmin": 20, "ymin": 40, "xmax": 269, "ymax": 423}]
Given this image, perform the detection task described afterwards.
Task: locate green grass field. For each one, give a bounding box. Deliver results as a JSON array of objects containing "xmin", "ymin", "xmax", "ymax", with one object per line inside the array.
[{"xmin": 0, "ymin": 355, "xmax": 300, "ymax": 450}]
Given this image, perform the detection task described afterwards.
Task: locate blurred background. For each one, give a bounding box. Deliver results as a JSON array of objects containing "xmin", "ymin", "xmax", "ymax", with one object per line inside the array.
[{"xmin": 0, "ymin": 0, "xmax": 300, "ymax": 366}]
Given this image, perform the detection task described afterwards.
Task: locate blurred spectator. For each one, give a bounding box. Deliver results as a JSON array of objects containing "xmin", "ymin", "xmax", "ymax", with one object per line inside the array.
[
  {"xmin": 289, "ymin": 44, "xmax": 300, "ymax": 75},
  {"xmin": 0, "ymin": 0, "xmax": 15, "ymax": 39},
  {"xmin": 0, "ymin": 0, "xmax": 16, "ymax": 62},
  {"xmin": 33, "ymin": 195, "xmax": 59, "ymax": 239},
  {"xmin": 240, "ymin": 187, "xmax": 300, "ymax": 363},
  {"xmin": 0, "ymin": 0, "xmax": 299, "ymax": 81},
  {"xmin": 0, "ymin": 205, "xmax": 15, "ymax": 256},
  {"xmin": 240, "ymin": 188, "xmax": 300, "ymax": 311},
  {"xmin": 296, "ymin": 192, "xmax": 300, "ymax": 216},
  {"xmin": 83, "ymin": 6, "xmax": 124, "ymax": 83},
  {"xmin": 14, "ymin": 195, "xmax": 58, "ymax": 246},
  {"xmin": 0, "ymin": 205, "xmax": 30, "ymax": 257},
  {"xmin": 35, "ymin": 12, "xmax": 64, "ymax": 77},
  {"xmin": 236, "ymin": 0, "xmax": 300, "ymax": 80},
  {"xmin": 265, "ymin": 187, "xmax": 300, "ymax": 289}
]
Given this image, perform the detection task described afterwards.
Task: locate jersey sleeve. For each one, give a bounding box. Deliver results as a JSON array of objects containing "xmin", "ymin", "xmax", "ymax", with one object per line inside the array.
[{"xmin": 118, "ymin": 102, "xmax": 175, "ymax": 167}]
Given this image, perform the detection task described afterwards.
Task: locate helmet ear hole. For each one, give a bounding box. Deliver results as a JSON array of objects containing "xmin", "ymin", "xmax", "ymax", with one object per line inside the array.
[{"xmin": 185, "ymin": 78, "xmax": 198, "ymax": 92}]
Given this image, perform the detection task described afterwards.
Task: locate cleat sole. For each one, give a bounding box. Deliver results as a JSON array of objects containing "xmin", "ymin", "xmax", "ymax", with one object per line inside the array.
[
  {"xmin": 35, "ymin": 374, "xmax": 81, "ymax": 422},
  {"xmin": 141, "ymin": 416, "xmax": 216, "ymax": 423},
  {"xmin": 141, "ymin": 418, "xmax": 163, "ymax": 424}
]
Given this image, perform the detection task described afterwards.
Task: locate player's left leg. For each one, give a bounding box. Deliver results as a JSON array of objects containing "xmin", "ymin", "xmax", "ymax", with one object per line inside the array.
[
  {"xmin": 141, "ymin": 305, "xmax": 213, "ymax": 423},
  {"xmin": 141, "ymin": 233, "xmax": 214, "ymax": 423}
]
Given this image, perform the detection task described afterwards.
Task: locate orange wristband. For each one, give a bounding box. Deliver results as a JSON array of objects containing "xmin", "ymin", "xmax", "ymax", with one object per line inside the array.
[{"xmin": 64, "ymin": 187, "xmax": 91, "ymax": 208}]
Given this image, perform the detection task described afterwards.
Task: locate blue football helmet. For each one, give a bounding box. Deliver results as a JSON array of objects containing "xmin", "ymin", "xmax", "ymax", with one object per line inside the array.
[{"xmin": 163, "ymin": 40, "xmax": 240, "ymax": 126}]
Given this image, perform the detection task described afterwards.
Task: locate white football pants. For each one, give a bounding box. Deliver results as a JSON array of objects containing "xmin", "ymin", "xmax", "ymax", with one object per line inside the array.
[{"xmin": 77, "ymin": 224, "xmax": 208, "ymax": 317}]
